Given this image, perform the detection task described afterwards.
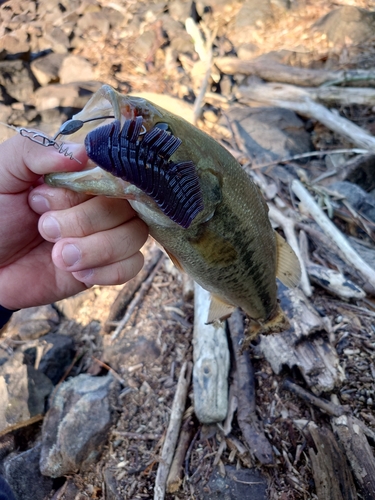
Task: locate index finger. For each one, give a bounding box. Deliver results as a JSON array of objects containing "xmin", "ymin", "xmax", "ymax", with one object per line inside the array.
[{"xmin": 0, "ymin": 133, "xmax": 88, "ymax": 194}]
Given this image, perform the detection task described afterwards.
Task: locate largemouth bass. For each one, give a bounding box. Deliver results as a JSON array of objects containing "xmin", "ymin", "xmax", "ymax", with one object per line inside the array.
[{"xmin": 45, "ymin": 85, "xmax": 301, "ymax": 337}]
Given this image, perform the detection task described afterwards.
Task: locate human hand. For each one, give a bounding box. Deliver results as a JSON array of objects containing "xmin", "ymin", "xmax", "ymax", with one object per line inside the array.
[{"xmin": 0, "ymin": 133, "xmax": 148, "ymax": 310}]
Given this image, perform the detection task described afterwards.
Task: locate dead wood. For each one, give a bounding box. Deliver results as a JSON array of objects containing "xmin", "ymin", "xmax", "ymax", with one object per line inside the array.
[
  {"xmin": 292, "ymin": 180, "xmax": 375, "ymax": 290},
  {"xmin": 193, "ymin": 284, "xmax": 230, "ymax": 424},
  {"xmin": 331, "ymin": 414, "xmax": 375, "ymax": 500},
  {"xmin": 166, "ymin": 414, "xmax": 196, "ymax": 493},
  {"xmin": 228, "ymin": 310, "xmax": 274, "ymax": 465},
  {"xmin": 307, "ymin": 422, "xmax": 357, "ymax": 500},
  {"xmin": 154, "ymin": 361, "xmax": 192, "ymax": 500},
  {"xmin": 215, "ymin": 57, "xmax": 375, "ymax": 87},
  {"xmin": 307, "ymin": 263, "xmax": 366, "ymax": 300},
  {"xmin": 236, "ymin": 82, "xmax": 375, "ymax": 151},
  {"xmin": 102, "ymin": 245, "xmax": 163, "ymax": 334}
]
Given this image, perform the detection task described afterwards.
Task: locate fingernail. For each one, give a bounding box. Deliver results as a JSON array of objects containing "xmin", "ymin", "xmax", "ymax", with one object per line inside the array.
[
  {"xmin": 42, "ymin": 216, "xmax": 61, "ymax": 240},
  {"xmin": 74, "ymin": 269, "xmax": 94, "ymax": 280},
  {"xmin": 31, "ymin": 194, "xmax": 50, "ymax": 213},
  {"xmin": 62, "ymin": 244, "xmax": 81, "ymax": 266}
]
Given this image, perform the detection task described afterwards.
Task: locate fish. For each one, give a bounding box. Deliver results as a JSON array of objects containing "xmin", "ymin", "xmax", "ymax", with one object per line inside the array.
[{"xmin": 45, "ymin": 84, "xmax": 301, "ymax": 339}]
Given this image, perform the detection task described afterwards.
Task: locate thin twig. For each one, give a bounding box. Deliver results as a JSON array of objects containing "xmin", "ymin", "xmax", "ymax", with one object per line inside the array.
[
  {"xmin": 251, "ymin": 148, "xmax": 368, "ymax": 169},
  {"xmin": 111, "ymin": 254, "xmax": 165, "ymax": 340},
  {"xmin": 292, "ymin": 179, "xmax": 375, "ymax": 289}
]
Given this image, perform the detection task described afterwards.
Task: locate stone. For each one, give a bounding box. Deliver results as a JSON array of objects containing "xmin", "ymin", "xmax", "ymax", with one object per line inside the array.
[
  {"xmin": 0, "ymin": 351, "xmax": 53, "ymax": 432},
  {"xmin": 131, "ymin": 31, "xmax": 157, "ymax": 60},
  {"xmin": 168, "ymin": 0, "xmax": 192, "ymax": 22},
  {"xmin": 0, "ymin": 60, "xmax": 36, "ymax": 103},
  {"xmin": 224, "ymin": 105, "xmax": 312, "ymax": 163},
  {"xmin": 58, "ymin": 55, "xmax": 95, "ymax": 85},
  {"xmin": 0, "ymin": 31, "xmax": 30, "ymax": 58},
  {"xmin": 40, "ymin": 374, "xmax": 119, "ymax": 477},
  {"xmin": 32, "ymin": 81, "xmax": 101, "ymax": 111},
  {"xmin": 30, "ymin": 52, "xmax": 65, "ymax": 86},
  {"xmin": 77, "ymin": 11, "xmax": 110, "ymax": 36},
  {"xmin": 329, "ymin": 181, "xmax": 375, "ymax": 224},
  {"xmin": 43, "ymin": 26, "xmax": 70, "ymax": 54},
  {"xmin": 197, "ymin": 465, "xmax": 268, "ymax": 499},
  {"xmin": 5, "ymin": 305, "xmax": 59, "ymax": 341},
  {"xmin": 313, "ymin": 6, "xmax": 375, "ymax": 45},
  {"xmin": 3, "ymin": 444, "xmax": 53, "ymax": 500},
  {"xmin": 24, "ymin": 333, "xmax": 76, "ymax": 385}
]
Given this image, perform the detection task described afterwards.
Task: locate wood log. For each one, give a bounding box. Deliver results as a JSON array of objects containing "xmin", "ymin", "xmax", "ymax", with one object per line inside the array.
[
  {"xmin": 215, "ymin": 57, "xmax": 375, "ymax": 87},
  {"xmin": 332, "ymin": 415, "xmax": 375, "ymax": 500},
  {"xmin": 193, "ymin": 284, "xmax": 229, "ymax": 424},
  {"xmin": 236, "ymin": 82, "xmax": 375, "ymax": 151},
  {"xmin": 308, "ymin": 422, "xmax": 357, "ymax": 500}
]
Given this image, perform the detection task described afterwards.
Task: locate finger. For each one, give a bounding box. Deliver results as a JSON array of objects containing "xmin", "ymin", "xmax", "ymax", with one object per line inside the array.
[
  {"xmin": 1, "ymin": 134, "xmax": 88, "ymax": 193},
  {"xmin": 72, "ymin": 251, "xmax": 144, "ymax": 286},
  {"xmin": 29, "ymin": 184, "xmax": 93, "ymax": 214},
  {"xmin": 39, "ymin": 197, "xmax": 139, "ymax": 241},
  {"xmin": 51, "ymin": 218, "xmax": 149, "ymax": 271}
]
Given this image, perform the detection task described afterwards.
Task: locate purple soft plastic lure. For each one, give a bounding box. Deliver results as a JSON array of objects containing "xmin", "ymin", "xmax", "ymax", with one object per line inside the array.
[{"xmin": 84, "ymin": 118, "xmax": 204, "ymax": 228}]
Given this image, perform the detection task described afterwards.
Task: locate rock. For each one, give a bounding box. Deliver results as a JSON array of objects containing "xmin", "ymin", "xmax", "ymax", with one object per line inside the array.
[
  {"xmin": 43, "ymin": 26, "xmax": 70, "ymax": 54},
  {"xmin": 24, "ymin": 333, "xmax": 76, "ymax": 385},
  {"xmin": 32, "ymin": 81, "xmax": 101, "ymax": 112},
  {"xmin": 313, "ymin": 6, "xmax": 375, "ymax": 45},
  {"xmin": 5, "ymin": 305, "xmax": 59, "ymax": 341},
  {"xmin": 131, "ymin": 31, "xmax": 157, "ymax": 60},
  {"xmin": 104, "ymin": 336, "xmax": 161, "ymax": 373},
  {"xmin": 77, "ymin": 11, "xmax": 110, "ymax": 35},
  {"xmin": 169, "ymin": 0, "xmax": 192, "ymax": 23},
  {"xmin": 329, "ymin": 181, "xmax": 375, "ymax": 224},
  {"xmin": 0, "ymin": 351, "xmax": 53, "ymax": 432},
  {"xmin": 197, "ymin": 465, "xmax": 268, "ymax": 499},
  {"xmin": 224, "ymin": 105, "xmax": 312, "ymax": 163},
  {"xmin": 0, "ymin": 60, "xmax": 36, "ymax": 103},
  {"xmin": 40, "ymin": 374, "xmax": 119, "ymax": 477},
  {"xmin": 235, "ymin": 0, "xmax": 273, "ymax": 28},
  {"xmin": 30, "ymin": 52, "xmax": 65, "ymax": 86},
  {"xmin": 58, "ymin": 55, "xmax": 95, "ymax": 85},
  {"xmin": 3, "ymin": 444, "xmax": 53, "ymax": 500},
  {"xmin": 0, "ymin": 30, "xmax": 30, "ymax": 58}
]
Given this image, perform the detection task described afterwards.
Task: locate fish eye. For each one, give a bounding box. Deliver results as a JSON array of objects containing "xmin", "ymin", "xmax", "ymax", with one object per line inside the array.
[{"xmin": 154, "ymin": 122, "xmax": 170, "ymax": 132}]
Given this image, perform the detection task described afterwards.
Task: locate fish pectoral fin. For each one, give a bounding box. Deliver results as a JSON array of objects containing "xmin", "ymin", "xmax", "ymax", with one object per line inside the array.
[
  {"xmin": 275, "ymin": 231, "xmax": 301, "ymax": 288},
  {"xmin": 164, "ymin": 248, "xmax": 185, "ymax": 273},
  {"xmin": 207, "ymin": 295, "xmax": 236, "ymax": 324}
]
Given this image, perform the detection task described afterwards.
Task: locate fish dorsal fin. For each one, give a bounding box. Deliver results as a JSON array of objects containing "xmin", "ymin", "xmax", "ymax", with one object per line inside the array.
[
  {"xmin": 207, "ymin": 294, "xmax": 236, "ymax": 324},
  {"xmin": 164, "ymin": 248, "xmax": 185, "ymax": 273},
  {"xmin": 275, "ymin": 231, "xmax": 301, "ymax": 288}
]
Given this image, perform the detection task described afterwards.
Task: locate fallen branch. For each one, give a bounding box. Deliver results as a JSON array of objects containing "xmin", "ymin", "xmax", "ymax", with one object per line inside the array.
[
  {"xmin": 237, "ymin": 82, "xmax": 375, "ymax": 151},
  {"xmin": 154, "ymin": 361, "xmax": 192, "ymax": 500},
  {"xmin": 193, "ymin": 283, "xmax": 230, "ymax": 423},
  {"xmin": 228, "ymin": 310, "xmax": 274, "ymax": 465},
  {"xmin": 292, "ymin": 180, "xmax": 375, "ymax": 289},
  {"xmin": 215, "ymin": 57, "xmax": 375, "ymax": 87}
]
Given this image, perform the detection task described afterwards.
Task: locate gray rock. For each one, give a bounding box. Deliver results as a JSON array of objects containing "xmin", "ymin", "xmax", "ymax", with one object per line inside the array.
[
  {"xmin": 329, "ymin": 181, "xmax": 375, "ymax": 223},
  {"xmin": 132, "ymin": 31, "xmax": 157, "ymax": 60},
  {"xmin": 6, "ymin": 305, "xmax": 59, "ymax": 341},
  {"xmin": 40, "ymin": 374, "xmax": 119, "ymax": 477},
  {"xmin": 313, "ymin": 6, "xmax": 375, "ymax": 45},
  {"xmin": 30, "ymin": 53, "xmax": 65, "ymax": 86},
  {"xmin": 197, "ymin": 465, "xmax": 268, "ymax": 499},
  {"xmin": 4, "ymin": 444, "xmax": 53, "ymax": 500},
  {"xmin": 0, "ymin": 60, "xmax": 36, "ymax": 103},
  {"xmin": 104, "ymin": 335, "xmax": 161, "ymax": 373},
  {"xmin": 32, "ymin": 81, "xmax": 101, "ymax": 111},
  {"xmin": 58, "ymin": 55, "xmax": 95, "ymax": 85},
  {"xmin": 0, "ymin": 351, "xmax": 53, "ymax": 432},
  {"xmin": 224, "ymin": 105, "xmax": 312, "ymax": 163},
  {"xmin": 44, "ymin": 26, "xmax": 70, "ymax": 54},
  {"xmin": 0, "ymin": 30, "xmax": 30, "ymax": 58},
  {"xmin": 77, "ymin": 11, "xmax": 110, "ymax": 36}
]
